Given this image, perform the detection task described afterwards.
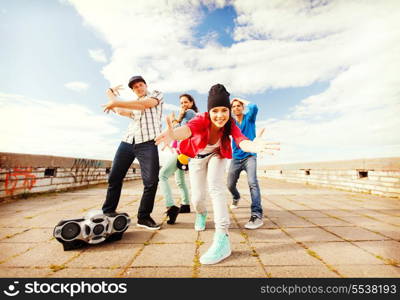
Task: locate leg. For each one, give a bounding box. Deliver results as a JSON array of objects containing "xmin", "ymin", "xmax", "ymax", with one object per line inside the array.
[
  {"xmin": 134, "ymin": 141, "xmax": 160, "ymax": 220},
  {"xmin": 159, "ymin": 154, "xmax": 179, "ymax": 207},
  {"xmin": 200, "ymin": 155, "xmax": 231, "ymax": 265},
  {"xmin": 102, "ymin": 142, "xmax": 135, "ymax": 213},
  {"xmin": 175, "ymin": 168, "xmax": 190, "ymax": 205},
  {"xmin": 244, "ymin": 156, "xmax": 263, "ymax": 218},
  {"xmin": 207, "ymin": 154, "xmax": 230, "ymax": 232},
  {"xmin": 227, "ymin": 158, "xmax": 243, "ymax": 204},
  {"xmin": 188, "ymin": 157, "xmax": 208, "ymax": 214}
]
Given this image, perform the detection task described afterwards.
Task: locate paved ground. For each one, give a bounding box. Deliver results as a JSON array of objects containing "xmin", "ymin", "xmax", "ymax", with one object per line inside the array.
[{"xmin": 0, "ymin": 176, "xmax": 399, "ymax": 278}]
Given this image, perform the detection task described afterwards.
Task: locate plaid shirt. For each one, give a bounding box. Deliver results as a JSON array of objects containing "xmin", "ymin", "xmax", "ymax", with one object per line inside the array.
[{"xmin": 122, "ymin": 90, "xmax": 164, "ymax": 144}]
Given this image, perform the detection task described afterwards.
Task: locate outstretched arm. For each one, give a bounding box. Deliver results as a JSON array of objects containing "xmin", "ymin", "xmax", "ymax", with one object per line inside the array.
[
  {"xmin": 102, "ymin": 85, "xmax": 159, "ymax": 113},
  {"xmin": 239, "ymin": 128, "xmax": 280, "ymax": 155},
  {"xmin": 155, "ymin": 116, "xmax": 192, "ymax": 150}
]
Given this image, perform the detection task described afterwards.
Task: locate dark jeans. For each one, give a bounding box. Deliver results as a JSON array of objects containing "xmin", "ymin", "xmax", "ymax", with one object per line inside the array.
[
  {"xmin": 102, "ymin": 141, "xmax": 159, "ymax": 220},
  {"xmin": 227, "ymin": 155, "xmax": 263, "ymax": 218}
]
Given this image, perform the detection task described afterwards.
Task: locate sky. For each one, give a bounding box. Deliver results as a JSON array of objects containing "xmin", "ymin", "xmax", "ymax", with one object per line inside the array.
[{"xmin": 0, "ymin": 0, "xmax": 399, "ymax": 166}]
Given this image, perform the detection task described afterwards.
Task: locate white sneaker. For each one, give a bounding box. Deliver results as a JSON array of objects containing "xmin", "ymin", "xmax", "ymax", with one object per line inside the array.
[
  {"xmin": 244, "ymin": 215, "xmax": 263, "ymax": 229},
  {"xmin": 230, "ymin": 199, "xmax": 240, "ymax": 209}
]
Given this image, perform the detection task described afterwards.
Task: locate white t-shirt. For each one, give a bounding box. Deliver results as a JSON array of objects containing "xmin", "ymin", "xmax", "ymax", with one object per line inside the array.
[{"xmin": 198, "ymin": 139, "xmax": 221, "ymax": 155}]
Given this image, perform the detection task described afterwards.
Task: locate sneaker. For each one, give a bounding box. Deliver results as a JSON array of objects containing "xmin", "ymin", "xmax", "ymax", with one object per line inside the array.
[
  {"xmin": 179, "ymin": 204, "xmax": 191, "ymax": 213},
  {"xmin": 137, "ymin": 216, "xmax": 160, "ymax": 230},
  {"xmin": 244, "ymin": 215, "xmax": 263, "ymax": 230},
  {"xmin": 166, "ymin": 205, "xmax": 179, "ymax": 224},
  {"xmin": 230, "ymin": 198, "xmax": 240, "ymax": 209},
  {"xmin": 200, "ymin": 231, "xmax": 231, "ymax": 264},
  {"xmin": 194, "ymin": 212, "xmax": 207, "ymax": 231}
]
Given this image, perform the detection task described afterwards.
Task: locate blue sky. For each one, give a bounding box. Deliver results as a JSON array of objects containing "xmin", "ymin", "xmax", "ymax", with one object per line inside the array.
[{"xmin": 1, "ymin": 0, "xmax": 399, "ymax": 164}]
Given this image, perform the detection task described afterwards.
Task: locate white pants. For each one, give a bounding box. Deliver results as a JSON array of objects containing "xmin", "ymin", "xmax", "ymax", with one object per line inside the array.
[{"xmin": 189, "ymin": 153, "xmax": 230, "ymax": 231}]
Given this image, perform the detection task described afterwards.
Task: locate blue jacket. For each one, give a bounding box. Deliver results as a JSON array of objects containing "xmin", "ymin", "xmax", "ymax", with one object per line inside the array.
[{"xmin": 232, "ymin": 103, "xmax": 258, "ymax": 160}]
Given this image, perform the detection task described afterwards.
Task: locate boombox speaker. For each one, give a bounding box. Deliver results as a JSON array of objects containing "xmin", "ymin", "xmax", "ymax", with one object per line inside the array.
[{"xmin": 53, "ymin": 209, "xmax": 131, "ymax": 251}]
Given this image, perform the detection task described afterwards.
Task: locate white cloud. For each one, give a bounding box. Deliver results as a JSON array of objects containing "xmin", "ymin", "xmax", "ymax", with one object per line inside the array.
[
  {"xmin": 66, "ymin": 0, "xmax": 400, "ymax": 163},
  {"xmin": 64, "ymin": 81, "xmax": 89, "ymax": 92},
  {"xmin": 163, "ymin": 103, "xmax": 181, "ymax": 112},
  {"xmin": 0, "ymin": 92, "xmax": 122, "ymax": 160},
  {"xmin": 67, "ymin": 0, "xmax": 400, "ymax": 94},
  {"xmin": 89, "ymin": 48, "xmax": 107, "ymax": 63}
]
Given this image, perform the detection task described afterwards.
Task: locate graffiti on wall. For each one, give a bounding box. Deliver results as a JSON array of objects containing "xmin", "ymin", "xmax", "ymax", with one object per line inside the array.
[
  {"xmin": 4, "ymin": 168, "xmax": 37, "ymax": 195},
  {"xmin": 70, "ymin": 158, "xmax": 105, "ymax": 183}
]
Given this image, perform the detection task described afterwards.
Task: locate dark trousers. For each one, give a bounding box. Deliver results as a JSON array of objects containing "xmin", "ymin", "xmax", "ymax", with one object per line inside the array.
[{"xmin": 102, "ymin": 141, "xmax": 159, "ymax": 220}]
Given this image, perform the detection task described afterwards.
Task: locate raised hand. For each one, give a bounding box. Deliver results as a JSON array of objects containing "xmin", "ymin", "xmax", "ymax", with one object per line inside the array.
[
  {"xmin": 252, "ymin": 128, "xmax": 280, "ymax": 155},
  {"xmin": 103, "ymin": 85, "xmax": 123, "ymax": 113},
  {"xmin": 109, "ymin": 84, "xmax": 124, "ymax": 96},
  {"xmin": 155, "ymin": 116, "xmax": 175, "ymax": 151},
  {"xmin": 102, "ymin": 100, "xmax": 116, "ymax": 113}
]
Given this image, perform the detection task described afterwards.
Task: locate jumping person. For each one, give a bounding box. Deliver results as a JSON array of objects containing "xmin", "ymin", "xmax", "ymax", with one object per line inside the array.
[
  {"xmin": 159, "ymin": 94, "xmax": 198, "ymax": 224},
  {"xmin": 101, "ymin": 75, "xmax": 163, "ymax": 230},
  {"xmin": 228, "ymin": 98, "xmax": 265, "ymax": 229},
  {"xmin": 155, "ymin": 84, "xmax": 279, "ymax": 264}
]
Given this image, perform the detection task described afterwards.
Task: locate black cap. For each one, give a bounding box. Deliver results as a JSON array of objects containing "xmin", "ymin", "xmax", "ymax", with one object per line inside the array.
[
  {"xmin": 207, "ymin": 84, "xmax": 230, "ymax": 111},
  {"xmin": 128, "ymin": 76, "xmax": 146, "ymax": 89}
]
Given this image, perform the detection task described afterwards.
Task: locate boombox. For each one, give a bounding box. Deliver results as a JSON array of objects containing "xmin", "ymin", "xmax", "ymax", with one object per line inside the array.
[{"xmin": 53, "ymin": 210, "xmax": 131, "ymax": 251}]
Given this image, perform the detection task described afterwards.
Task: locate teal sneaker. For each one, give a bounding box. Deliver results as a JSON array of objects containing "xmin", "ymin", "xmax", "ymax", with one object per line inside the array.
[
  {"xmin": 194, "ymin": 212, "xmax": 207, "ymax": 231},
  {"xmin": 199, "ymin": 231, "xmax": 231, "ymax": 265}
]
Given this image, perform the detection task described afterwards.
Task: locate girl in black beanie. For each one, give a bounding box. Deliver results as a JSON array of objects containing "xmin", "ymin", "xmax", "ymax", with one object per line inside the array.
[{"xmin": 156, "ymin": 84, "xmax": 279, "ymax": 264}]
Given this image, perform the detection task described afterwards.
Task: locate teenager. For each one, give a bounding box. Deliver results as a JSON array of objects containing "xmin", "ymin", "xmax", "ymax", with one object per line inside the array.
[
  {"xmin": 228, "ymin": 98, "xmax": 265, "ymax": 229},
  {"xmin": 155, "ymin": 84, "xmax": 279, "ymax": 264},
  {"xmin": 101, "ymin": 75, "xmax": 163, "ymax": 230},
  {"xmin": 159, "ymin": 94, "xmax": 198, "ymax": 224}
]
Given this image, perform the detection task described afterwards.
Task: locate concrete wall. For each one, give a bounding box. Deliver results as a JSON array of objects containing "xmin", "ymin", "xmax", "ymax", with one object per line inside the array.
[
  {"xmin": 259, "ymin": 157, "xmax": 400, "ymax": 198},
  {"xmin": 0, "ymin": 152, "xmax": 140, "ymax": 200}
]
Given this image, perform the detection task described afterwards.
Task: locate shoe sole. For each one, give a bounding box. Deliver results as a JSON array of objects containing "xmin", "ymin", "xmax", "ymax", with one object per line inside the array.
[
  {"xmin": 137, "ymin": 224, "xmax": 160, "ymax": 230},
  {"xmin": 200, "ymin": 250, "xmax": 232, "ymax": 265},
  {"xmin": 230, "ymin": 205, "xmax": 238, "ymax": 209},
  {"xmin": 244, "ymin": 223, "xmax": 264, "ymax": 230},
  {"xmin": 195, "ymin": 227, "xmax": 205, "ymax": 231}
]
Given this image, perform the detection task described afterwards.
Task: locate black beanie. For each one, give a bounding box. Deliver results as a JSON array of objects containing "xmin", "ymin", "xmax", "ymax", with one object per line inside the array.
[{"xmin": 207, "ymin": 84, "xmax": 230, "ymax": 111}]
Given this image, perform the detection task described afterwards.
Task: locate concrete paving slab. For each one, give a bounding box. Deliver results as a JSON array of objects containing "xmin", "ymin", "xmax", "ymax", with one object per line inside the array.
[
  {"xmin": 0, "ymin": 228, "xmax": 28, "ymax": 240},
  {"xmin": 267, "ymin": 265, "xmax": 339, "ymax": 278},
  {"xmin": 363, "ymin": 224, "xmax": 400, "ymax": 240},
  {"xmin": 305, "ymin": 217, "xmax": 350, "ymax": 227},
  {"xmin": 305, "ymin": 242, "xmax": 384, "ymax": 265},
  {"xmin": 198, "ymin": 265, "xmax": 266, "ymax": 278},
  {"xmin": 333, "ymin": 265, "xmax": 400, "ymax": 278},
  {"xmin": 1, "ymin": 228, "xmax": 52, "ymax": 243},
  {"xmin": 125, "ymin": 267, "xmax": 193, "ymax": 278},
  {"xmin": 0, "ymin": 267, "xmax": 51, "ymax": 277},
  {"xmin": 113, "ymin": 229, "xmax": 155, "ymax": 244},
  {"xmin": 1, "ymin": 241, "xmax": 80, "ymax": 267},
  {"xmin": 284, "ymin": 227, "xmax": 343, "ymax": 242},
  {"xmin": 270, "ymin": 216, "xmax": 315, "ymax": 228},
  {"xmin": 0, "ymin": 243, "xmax": 35, "ymax": 263},
  {"xmin": 151, "ymin": 228, "xmax": 198, "ymax": 243},
  {"xmin": 293, "ymin": 210, "xmax": 328, "ymax": 219},
  {"xmin": 246, "ymin": 229, "xmax": 293, "ymax": 243},
  {"xmin": 66, "ymin": 243, "xmax": 142, "ymax": 269},
  {"xmin": 323, "ymin": 226, "xmax": 388, "ymax": 241},
  {"xmin": 257, "ymin": 243, "xmax": 323, "ymax": 266},
  {"xmin": 353, "ymin": 241, "xmax": 400, "ymax": 263},
  {"xmin": 132, "ymin": 244, "xmax": 195, "ymax": 267},
  {"xmin": 47, "ymin": 267, "xmax": 122, "ymax": 278}
]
